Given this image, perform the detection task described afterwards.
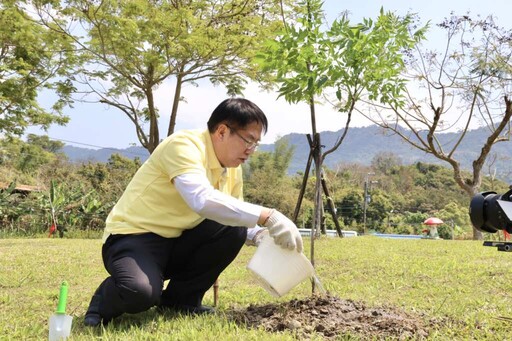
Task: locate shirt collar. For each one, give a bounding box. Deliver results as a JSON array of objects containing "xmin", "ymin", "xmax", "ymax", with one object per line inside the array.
[{"xmin": 202, "ymin": 129, "xmax": 224, "ymax": 172}]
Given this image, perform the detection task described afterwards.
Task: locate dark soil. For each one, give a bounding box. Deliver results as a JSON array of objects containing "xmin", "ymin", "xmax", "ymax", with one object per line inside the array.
[{"xmin": 227, "ymin": 295, "xmax": 436, "ymax": 340}]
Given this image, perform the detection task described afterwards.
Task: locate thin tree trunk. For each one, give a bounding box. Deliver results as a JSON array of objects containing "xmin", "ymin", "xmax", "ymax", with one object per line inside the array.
[
  {"xmin": 311, "ymin": 133, "xmax": 322, "ymax": 293},
  {"xmin": 167, "ymin": 71, "xmax": 184, "ymax": 136},
  {"xmin": 146, "ymin": 88, "xmax": 159, "ymax": 153}
]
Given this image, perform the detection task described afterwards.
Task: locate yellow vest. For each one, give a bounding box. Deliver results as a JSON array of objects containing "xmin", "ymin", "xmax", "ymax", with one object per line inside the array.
[{"xmin": 102, "ymin": 129, "xmax": 244, "ymax": 242}]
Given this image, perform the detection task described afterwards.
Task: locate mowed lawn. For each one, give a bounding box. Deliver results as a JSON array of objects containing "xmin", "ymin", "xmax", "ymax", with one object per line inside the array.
[{"xmin": 1, "ymin": 235, "xmax": 511, "ymax": 340}]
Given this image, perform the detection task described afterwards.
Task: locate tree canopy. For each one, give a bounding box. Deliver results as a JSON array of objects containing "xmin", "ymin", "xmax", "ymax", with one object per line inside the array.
[
  {"xmin": 255, "ymin": 0, "xmax": 426, "ymax": 244},
  {"xmin": 35, "ymin": 0, "xmax": 287, "ymax": 152},
  {"xmin": 0, "ymin": 1, "xmax": 76, "ymax": 136}
]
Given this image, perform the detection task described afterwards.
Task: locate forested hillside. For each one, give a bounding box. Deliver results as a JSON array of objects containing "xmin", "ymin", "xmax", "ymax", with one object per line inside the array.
[
  {"xmin": 62, "ymin": 125, "xmax": 512, "ymax": 183},
  {"xmin": 0, "ymin": 136, "xmax": 506, "ymax": 239},
  {"xmin": 2, "ymin": 0, "xmax": 511, "ymax": 244}
]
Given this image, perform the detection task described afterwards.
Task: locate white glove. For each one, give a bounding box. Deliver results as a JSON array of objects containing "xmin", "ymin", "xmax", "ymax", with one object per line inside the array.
[{"xmin": 263, "ymin": 210, "xmax": 303, "ymax": 253}]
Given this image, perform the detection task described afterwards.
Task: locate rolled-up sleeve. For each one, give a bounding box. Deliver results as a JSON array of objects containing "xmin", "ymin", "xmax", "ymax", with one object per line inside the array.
[{"xmin": 174, "ymin": 173, "xmax": 261, "ymax": 228}]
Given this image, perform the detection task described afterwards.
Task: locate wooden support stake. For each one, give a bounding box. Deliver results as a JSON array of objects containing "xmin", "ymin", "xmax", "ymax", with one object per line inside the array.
[{"xmin": 213, "ymin": 279, "xmax": 219, "ymax": 307}]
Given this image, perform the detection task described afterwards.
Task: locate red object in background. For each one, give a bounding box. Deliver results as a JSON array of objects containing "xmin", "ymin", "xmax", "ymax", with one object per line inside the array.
[
  {"xmin": 423, "ymin": 217, "xmax": 444, "ymax": 225},
  {"xmin": 504, "ymin": 229, "xmax": 510, "ymax": 241},
  {"xmin": 48, "ymin": 224, "xmax": 56, "ymax": 238}
]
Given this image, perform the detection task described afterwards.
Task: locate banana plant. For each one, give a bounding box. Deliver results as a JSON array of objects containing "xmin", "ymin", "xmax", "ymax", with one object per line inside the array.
[
  {"xmin": 48, "ymin": 180, "xmax": 82, "ymax": 237},
  {"xmin": 78, "ymin": 192, "xmax": 108, "ymax": 229},
  {"xmin": 48, "ymin": 180, "xmax": 62, "ymax": 237}
]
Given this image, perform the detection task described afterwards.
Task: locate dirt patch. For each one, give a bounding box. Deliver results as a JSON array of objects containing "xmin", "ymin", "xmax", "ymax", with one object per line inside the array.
[{"xmin": 227, "ymin": 295, "xmax": 435, "ymax": 340}]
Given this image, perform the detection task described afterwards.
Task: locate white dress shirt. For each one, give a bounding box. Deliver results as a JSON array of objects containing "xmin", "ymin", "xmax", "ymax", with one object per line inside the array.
[{"xmin": 174, "ymin": 173, "xmax": 264, "ymax": 242}]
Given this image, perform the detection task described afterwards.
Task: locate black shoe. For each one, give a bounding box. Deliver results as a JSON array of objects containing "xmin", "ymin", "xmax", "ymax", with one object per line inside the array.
[
  {"xmin": 158, "ymin": 304, "xmax": 215, "ymax": 315},
  {"xmin": 84, "ymin": 313, "xmax": 111, "ymax": 327},
  {"xmin": 84, "ymin": 294, "xmax": 110, "ymax": 327},
  {"xmin": 84, "ymin": 313, "xmax": 102, "ymax": 327},
  {"xmin": 176, "ymin": 304, "xmax": 215, "ymax": 315}
]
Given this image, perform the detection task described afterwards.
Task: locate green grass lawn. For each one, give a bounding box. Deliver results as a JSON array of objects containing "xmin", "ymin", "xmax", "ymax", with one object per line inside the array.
[{"xmin": 1, "ymin": 236, "xmax": 512, "ymax": 340}]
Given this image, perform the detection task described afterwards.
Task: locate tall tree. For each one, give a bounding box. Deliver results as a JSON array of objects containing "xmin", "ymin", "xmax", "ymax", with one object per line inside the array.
[
  {"xmin": 256, "ymin": 1, "xmax": 425, "ymax": 294},
  {"xmin": 0, "ymin": 1, "xmax": 75, "ymax": 136},
  {"xmin": 36, "ymin": 0, "xmax": 286, "ymax": 153},
  {"xmin": 26, "ymin": 134, "xmax": 65, "ymax": 153},
  {"xmin": 359, "ymin": 15, "xmax": 512, "ymax": 240},
  {"xmin": 257, "ymin": 0, "xmax": 424, "ymax": 251}
]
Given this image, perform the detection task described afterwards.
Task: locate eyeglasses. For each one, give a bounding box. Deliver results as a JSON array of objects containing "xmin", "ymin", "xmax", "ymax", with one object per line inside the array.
[{"xmin": 225, "ymin": 124, "xmax": 259, "ymax": 151}]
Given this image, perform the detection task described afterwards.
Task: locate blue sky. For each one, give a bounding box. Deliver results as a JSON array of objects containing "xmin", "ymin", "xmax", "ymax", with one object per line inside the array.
[{"xmin": 29, "ymin": 0, "xmax": 512, "ymax": 150}]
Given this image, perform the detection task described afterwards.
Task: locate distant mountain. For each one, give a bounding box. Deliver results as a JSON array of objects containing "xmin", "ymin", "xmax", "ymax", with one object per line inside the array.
[
  {"xmin": 266, "ymin": 126, "xmax": 512, "ymax": 181},
  {"xmin": 61, "ymin": 125, "xmax": 512, "ymax": 183},
  {"xmin": 62, "ymin": 145, "xmax": 150, "ymax": 163}
]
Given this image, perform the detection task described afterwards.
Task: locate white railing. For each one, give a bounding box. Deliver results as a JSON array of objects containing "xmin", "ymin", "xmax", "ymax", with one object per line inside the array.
[{"xmin": 298, "ymin": 229, "xmax": 358, "ymax": 238}]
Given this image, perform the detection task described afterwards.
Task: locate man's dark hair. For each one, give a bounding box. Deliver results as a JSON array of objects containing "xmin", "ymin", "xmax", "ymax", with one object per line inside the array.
[{"xmin": 207, "ymin": 98, "xmax": 268, "ymax": 133}]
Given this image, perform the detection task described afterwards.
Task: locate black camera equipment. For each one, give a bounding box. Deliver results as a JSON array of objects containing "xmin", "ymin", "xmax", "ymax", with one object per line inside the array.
[{"xmin": 469, "ymin": 186, "xmax": 512, "ymax": 252}]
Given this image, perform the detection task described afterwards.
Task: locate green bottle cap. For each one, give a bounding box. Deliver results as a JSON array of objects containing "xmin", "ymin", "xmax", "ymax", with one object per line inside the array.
[{"xmin": 56, "ymin": 281, "xmax": 69, "ymax": 314}]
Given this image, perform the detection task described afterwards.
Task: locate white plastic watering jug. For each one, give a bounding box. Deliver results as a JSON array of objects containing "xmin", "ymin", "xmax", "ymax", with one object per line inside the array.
[{"xmin": 247, "ymin": 234, "xmax": 314, "ymax": 297}]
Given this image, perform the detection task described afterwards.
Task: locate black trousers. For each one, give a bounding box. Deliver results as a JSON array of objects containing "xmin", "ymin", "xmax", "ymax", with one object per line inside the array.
[{"xmin": 89, "ymin": 219, "xmax": 247, "ymax": 320}]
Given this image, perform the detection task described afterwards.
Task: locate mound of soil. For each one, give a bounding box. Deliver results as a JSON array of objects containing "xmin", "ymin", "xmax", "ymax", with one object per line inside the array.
[{"xmin": 228, "ymin": 295, "xmax": 432, "ymax": 340}]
